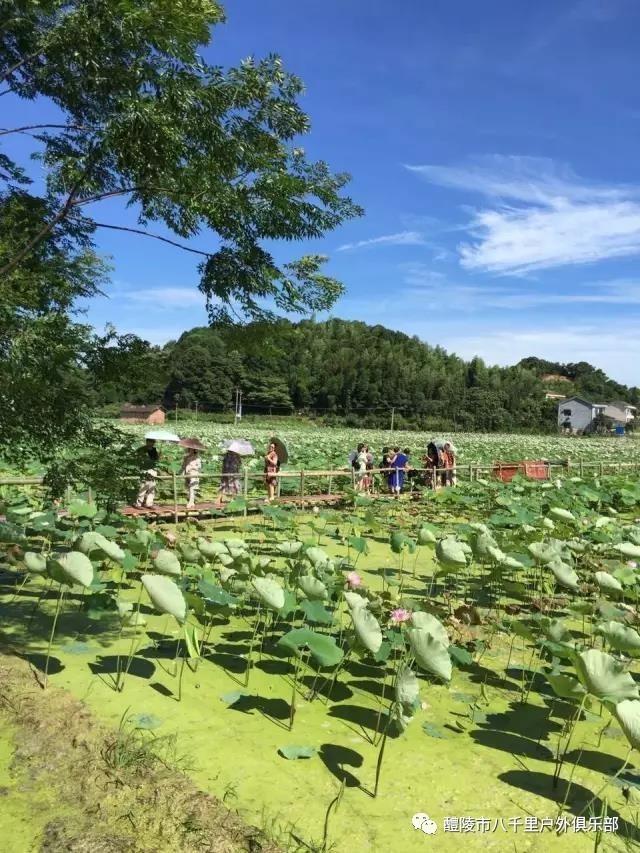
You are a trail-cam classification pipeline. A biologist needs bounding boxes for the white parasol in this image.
[145,430,181,442]
[224,439,255,456]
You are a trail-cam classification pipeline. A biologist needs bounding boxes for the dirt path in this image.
[0,653,281,853]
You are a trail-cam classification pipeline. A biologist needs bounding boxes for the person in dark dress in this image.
[135,439,160,508]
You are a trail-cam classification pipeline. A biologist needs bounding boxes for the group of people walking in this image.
[134,436,283,509]
[352,440,456,495]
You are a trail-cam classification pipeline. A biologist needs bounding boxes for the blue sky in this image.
[7,0,640,384]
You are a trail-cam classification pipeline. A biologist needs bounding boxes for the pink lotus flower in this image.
[346,571,362,589]
[390,607,412,625]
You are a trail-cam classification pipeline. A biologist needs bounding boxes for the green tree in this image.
[1,0,361,321]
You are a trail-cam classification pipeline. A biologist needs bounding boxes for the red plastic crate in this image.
[493,461,549,482]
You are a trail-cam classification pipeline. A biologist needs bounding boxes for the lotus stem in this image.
[9,572,30,604]
[244,606,262,688]
[43,583,65,689]
[115,581,144,692]
[289,653,300,729]
[554,694,587,788]
[177,657,186,702]
[373,712,392,798]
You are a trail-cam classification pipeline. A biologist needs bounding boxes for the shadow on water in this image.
[328,703,398,741]
[499,770,640,842]
[319,743,363,788]
[89,655,156,681]
[227,694,290,729]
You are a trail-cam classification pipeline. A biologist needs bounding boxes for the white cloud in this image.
[125,287,206,308]
[407,156,640,274]
[399,263,640,311]
[337,230,425,252]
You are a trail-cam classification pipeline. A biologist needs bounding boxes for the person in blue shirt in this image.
[389,446,409,495]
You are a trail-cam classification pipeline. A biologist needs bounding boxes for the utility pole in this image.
[195,401,198,422]
[390,406,395,433]
[234,388,243,425]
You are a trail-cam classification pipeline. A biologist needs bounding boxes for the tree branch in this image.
[0,49,41,86]
[92,222,212,257]
[0,124,89,137]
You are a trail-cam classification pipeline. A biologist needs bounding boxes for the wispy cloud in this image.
[407,155,640,274]
[125,287,206,308]
[401,264,640,311]
[337,230,425,252]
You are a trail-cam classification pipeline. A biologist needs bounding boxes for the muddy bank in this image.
[0,653,279,853]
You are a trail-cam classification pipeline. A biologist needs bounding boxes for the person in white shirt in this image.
[181,448,202,508]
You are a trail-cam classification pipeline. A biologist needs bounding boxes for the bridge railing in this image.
[2,458,640,523]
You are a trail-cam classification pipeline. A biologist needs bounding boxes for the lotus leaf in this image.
[141,574,187,622]
[351,606,383,654]
[575,649,639,702]
[153,549,181,577]
[595,622,640,655]
[595,571,623,593]
[407,628,452,681]
[251,577,285,611]
[298,575,328,601]
[411,612,449,647]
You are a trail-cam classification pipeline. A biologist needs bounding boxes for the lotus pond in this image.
[4,474,640,851]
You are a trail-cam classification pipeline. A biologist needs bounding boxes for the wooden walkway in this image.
[120,493,344,521]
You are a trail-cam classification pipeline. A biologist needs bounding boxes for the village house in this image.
[119,404,166,425]
[558,397,636,434]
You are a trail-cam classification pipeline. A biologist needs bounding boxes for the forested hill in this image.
[92,319,637,432]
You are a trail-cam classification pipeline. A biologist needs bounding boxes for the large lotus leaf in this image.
[76,532,105,555]
[501,554,525,569]
[298,574,328,601]
[546,671,587,701]
[98,538,125,564]
[351,607,383,654]
[218,553,235,567]
[153,549,181,577]
[566,540,587,554]
[276,541,303,556]
[251,577,285,611]
[575,649,639,702]
[471,530,499,560]
[228,546,249,560]
[595,621,640,655]
[300,599,333,625]
[487,545,507,564]
[417,526,437,545]
[542,518,555,531]
[528,541,562,565]
[615,699,640,750]
[177,543,201,564]
[198,580,238,609]
[141,574,187,622]
[394,666,420,732]
[614,543,640,559]
[224,538,247,550]
[197,539,228,559]
[277,627,343,667]
[549,558,579,591]
[390,532,414,554]
[278,745,317,760]
[435,537,467,569]
[348,536,369,555]
[595,571,623,593]
[305,547,329,566]
[594,516,614,529]
[407,629,452,682]
[344,590,368,610]
[24,551,47,574]
[411,612,449,647]
[51,551,94,587]
[549,507,575,523]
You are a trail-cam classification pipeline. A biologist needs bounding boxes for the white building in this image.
[558,397,636,434]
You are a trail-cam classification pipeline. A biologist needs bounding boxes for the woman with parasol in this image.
[179,438,205,508]
[215,439,254,506]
